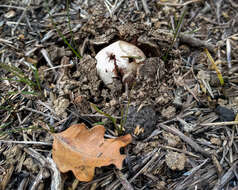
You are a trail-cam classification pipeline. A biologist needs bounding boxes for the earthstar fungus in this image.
[95,40,146,86]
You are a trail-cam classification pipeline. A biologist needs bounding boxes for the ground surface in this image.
[1,0,238,189]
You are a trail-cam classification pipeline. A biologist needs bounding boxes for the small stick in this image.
[30,168,45,190]
[0,38,13,44]
[159,124,211,157]
[213,161,238,189]
[158,145,200,158]
[0,140,52,146]
[200,121,238,126]
[0,164,14,190]
[175,158,209,190]
[229,0,238,7]
[43,63,74,71]
[129,149,160,183]
[40,49,57,74]
[157,0,202,7]
[18,177,29,190]
[114,170,134,190]
[211,154,223,176]
[226,38,232,69]
[141,0,151,15]
[215,0,223,24]
[22,106,59,121]
[0,5,26,10]
[104,0,124,18]
[46,157,63,190]
[24,147,62,190]
[12,0,32,35]
[179,33,216,52]
[41,30,55,43]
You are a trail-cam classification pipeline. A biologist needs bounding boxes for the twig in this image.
[43,63,74,71]
[0,140,52,146]
[129,149,160,183]
[141,0,150,15]
[229,0,238,7]
[12,0,32,36]
[200,120,238,126]
[23,147,47,165]
[36,100,56,114]
[47,157,63,190]
[114,170,134,190]
[157,0,202,7]
[200,77,214,98]
[40,49,57,74]
[143,129,163,142]
[22,106,60,121]
[174,75,200,102]
[158,145,200,158]
[212,161,238,190]
[30,168,44,190]
[0,38,14,44]
[0,164,14,190]
[215,0,223,24]
[104,0,125,18]
[179,33,216,52]
[226,38,232,69]
[41,30,55,43]
[211,154,222,177]
[0,5,26,10]
[175,158,209,190]
[80,37,88,56]
[18,176,29,190]
[23,147,62,190]
[159,124,211,157]
[17,112,27,141]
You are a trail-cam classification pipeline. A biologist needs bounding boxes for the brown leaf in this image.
[52,123,132,182]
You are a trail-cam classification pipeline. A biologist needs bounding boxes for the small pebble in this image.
[166,151,186,171]
[163,132,181,147]
[215,105,235,122]
[4,10,16,18]
[210,137,222,146]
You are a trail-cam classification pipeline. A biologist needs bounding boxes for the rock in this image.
[215,105,235,122]
[163,132,181,147]
[53,97,70,118]
[23,158,39,174]
[165,151,186,171]
[161,106,176,119]
[210,137,222,146]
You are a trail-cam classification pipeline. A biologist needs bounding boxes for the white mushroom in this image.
[95,40,146,86]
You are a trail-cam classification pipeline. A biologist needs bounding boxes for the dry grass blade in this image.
[204,48,224,86]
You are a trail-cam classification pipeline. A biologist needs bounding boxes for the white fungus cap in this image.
[95,40,146,86]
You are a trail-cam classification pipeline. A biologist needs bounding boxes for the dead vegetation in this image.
[0,0,238,189]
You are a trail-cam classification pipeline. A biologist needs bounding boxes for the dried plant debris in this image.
[1,0,238,189]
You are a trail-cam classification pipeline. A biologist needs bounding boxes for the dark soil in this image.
[1,0,238,189]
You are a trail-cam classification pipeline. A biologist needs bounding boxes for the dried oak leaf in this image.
[52,123,132,182]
